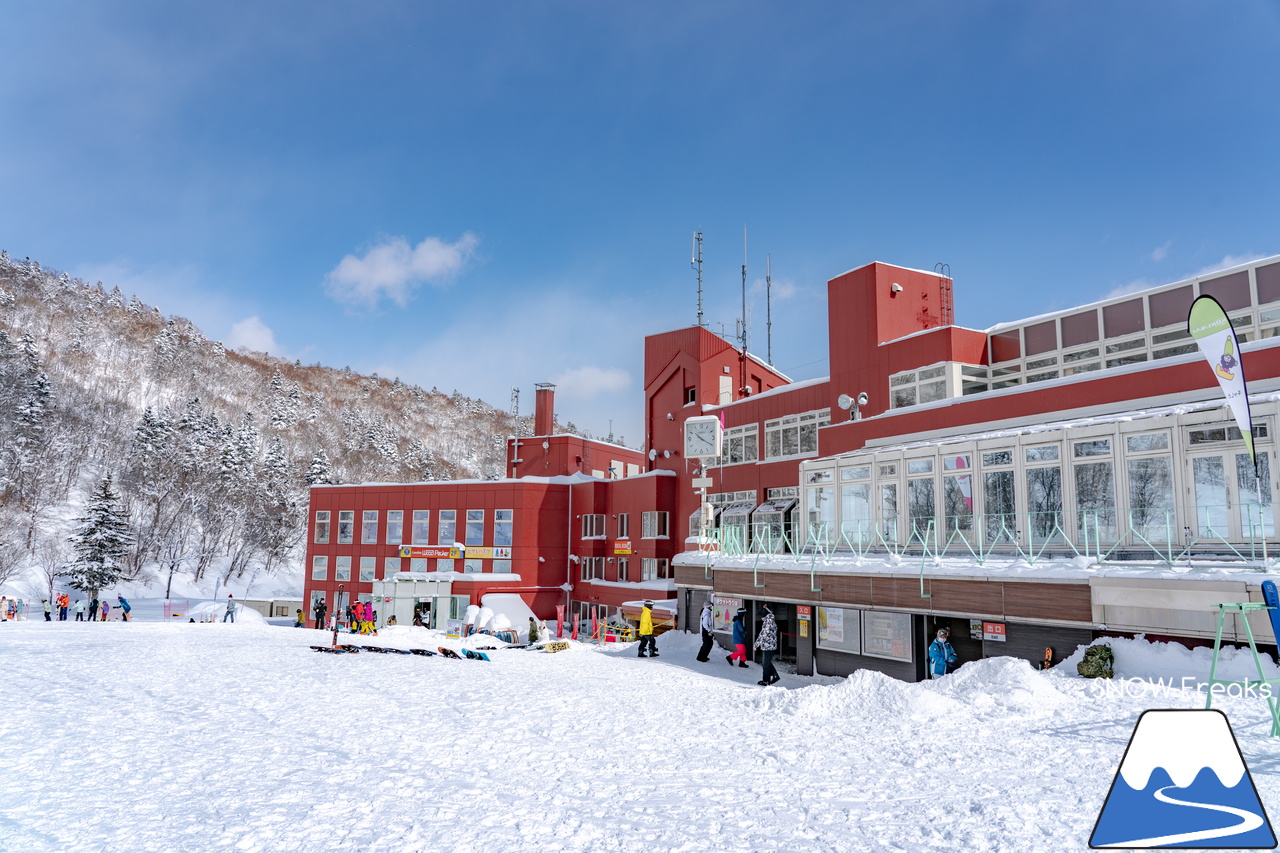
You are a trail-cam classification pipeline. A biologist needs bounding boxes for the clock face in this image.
[684,419,721,458]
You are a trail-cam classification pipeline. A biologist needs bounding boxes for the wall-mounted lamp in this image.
[667,413,673,420]
[891,282,904,294]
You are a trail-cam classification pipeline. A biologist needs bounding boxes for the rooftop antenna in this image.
[692,230,705,327]
[766,253,773,366]
[509,386,521,477]
[739,227,748,352]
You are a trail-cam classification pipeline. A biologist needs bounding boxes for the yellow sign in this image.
[399,546,460,559]
[462,546,512,559]
[544,640,570,653]
[613,540,632,555]
[799,621,809,638]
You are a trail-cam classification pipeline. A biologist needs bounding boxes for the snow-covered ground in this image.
[5,617,1280,852]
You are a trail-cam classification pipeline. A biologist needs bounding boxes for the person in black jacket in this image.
[695,600,715,662]
[313,599,328,630]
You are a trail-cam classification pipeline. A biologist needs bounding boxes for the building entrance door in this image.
[1189,450,1274,541]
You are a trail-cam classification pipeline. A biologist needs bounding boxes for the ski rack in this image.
[1205,601,1280,736]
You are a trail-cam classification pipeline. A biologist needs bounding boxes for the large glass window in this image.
[412,510,431,545]
[1075,460,1116,541]
[495,509,513,547]
[806,485,835,544]
[840,481,872,543]
[1127,456,1174,540]
[907,474,935,543]
[1026,446,1063,543]
[465,510,484,546]
[765,409,830,458]
[438,510,456,545]
[337,511,354,544]
[582,514,606,539]
[384,556,401,576]
[361,510,378,545]
[311,555,328,580]
[617,513,630,539]
[880,483,899,544]
[359,556,376,582]
[941,455,973,535]
[336,556,351,582]
[385,510,403,546]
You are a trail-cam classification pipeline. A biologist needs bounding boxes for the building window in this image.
[642,511,669,539]
[412,510,431,545]
[311,555,328,581]
[617,557,629,582]
[384,557,401,576]
[640,558,669,580]
[464,558,483,573]
[438,510,456,545]
[386,510,403,546]
[816,606,861,654]
[495,509,513,547]
[1026,446,1064,543]
[435,558,452,572]
[493,560,512,573]
[359,556,376,582]
[617,513,630,539]
[580,557,604,581]
[336,556,351,582]
[712,424,759,465]
[314,511,330,544]
[765,409,830,458]
[582,514,606,539]
[465,510,484,545]
[361,510,378,545]
[337,511,354,544]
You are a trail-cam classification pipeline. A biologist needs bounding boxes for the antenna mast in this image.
[766,253,773,366]
[691,230,705,327]
[740,227,748,352]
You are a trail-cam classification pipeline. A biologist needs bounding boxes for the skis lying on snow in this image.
[311,645,359,654]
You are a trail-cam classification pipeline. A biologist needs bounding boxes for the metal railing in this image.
[699,502,1278,574]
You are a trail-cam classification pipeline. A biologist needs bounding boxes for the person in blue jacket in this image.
[726,608,749,668]
[116,595,132,622]
[928,627,956,679]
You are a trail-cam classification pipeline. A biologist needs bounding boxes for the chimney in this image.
[534,383,556,436]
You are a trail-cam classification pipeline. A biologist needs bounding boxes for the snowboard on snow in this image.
[437,647,464,659]
[1262,580,1280,644]
[409,648,437,656]
[311,645,358,654]
[461,649,490,661]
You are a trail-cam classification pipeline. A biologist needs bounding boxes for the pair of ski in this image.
[311,644,363,654]
[415,646,489,660]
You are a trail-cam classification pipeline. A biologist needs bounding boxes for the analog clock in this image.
[684,415,722,459]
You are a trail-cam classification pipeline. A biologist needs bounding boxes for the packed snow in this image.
[5,614,1280,852]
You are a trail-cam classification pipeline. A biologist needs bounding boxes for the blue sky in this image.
[3,2,1278,444]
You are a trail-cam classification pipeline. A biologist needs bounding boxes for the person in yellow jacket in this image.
[637,600,658,658]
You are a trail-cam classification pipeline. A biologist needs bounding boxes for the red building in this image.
[305,253,1280,681]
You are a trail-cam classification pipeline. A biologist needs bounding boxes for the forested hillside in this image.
[0,252,549,598]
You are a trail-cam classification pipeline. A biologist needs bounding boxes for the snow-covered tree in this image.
[64,476,135,598]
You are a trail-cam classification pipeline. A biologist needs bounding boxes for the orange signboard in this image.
[613,540,632,555]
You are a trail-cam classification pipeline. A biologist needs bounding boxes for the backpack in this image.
[1077,644,1114,679]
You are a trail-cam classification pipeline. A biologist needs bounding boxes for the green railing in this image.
[702,502,1279,572]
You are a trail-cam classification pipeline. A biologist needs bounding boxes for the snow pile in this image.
[1055,634,1280,689]
[935,655,1071,713]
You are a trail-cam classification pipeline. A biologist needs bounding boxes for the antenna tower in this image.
[740,227,748,352]
[766,253,773,365]
[691,230,705,327]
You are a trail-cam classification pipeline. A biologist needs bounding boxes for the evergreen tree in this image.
[64,475,134,597]
[305,450,336,486]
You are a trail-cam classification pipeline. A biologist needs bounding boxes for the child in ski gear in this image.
[696,600,715,662]
[74,599,86,621]
[637,601,657,657]
[755,603,780,685]
[223,595,236,623]
[43,599,52,621]
[100,601,110,621]
[727,608,749,667]
[294,609,305,628]
[928,628,956,679]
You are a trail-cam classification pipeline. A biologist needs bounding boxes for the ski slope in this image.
[3,618,1280,852]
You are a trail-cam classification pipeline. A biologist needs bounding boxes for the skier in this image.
[58,593,69,621]
[928,627,956,679]
[727,607,752,666]
[755,603,780,686]
[74,599,86,621]
[294,608,305,628]
[637,600,658,657]
[223,594,236,623]
[100,601,110,621]
[695,599,714,662]
[313,599,327,630]
[42,598,52,621]
[116,596,131,622]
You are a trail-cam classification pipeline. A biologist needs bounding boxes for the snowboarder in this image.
[637,600,658,657]
[116,596,131,622]
[313,599,327,630]
[223,594,236,623]
[755,603,780,686]
[695,599,715,662]
[726,608,749,668]
[928,627,956,679]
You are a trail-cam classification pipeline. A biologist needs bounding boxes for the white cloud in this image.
[1150,241,1172,262]
[550,366,632,400]
[324,233,479,310]
[227,315,280,355]
[1195,254,1267,278]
